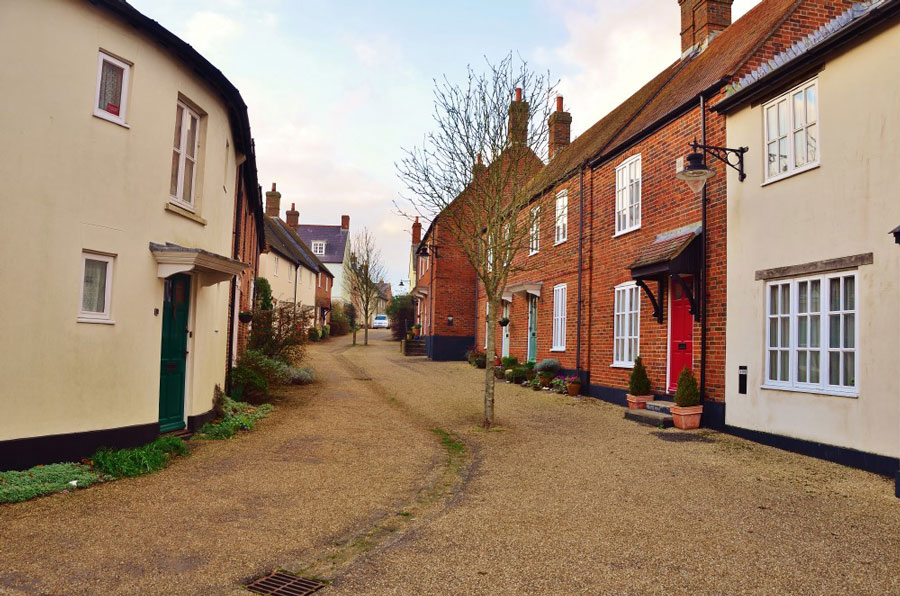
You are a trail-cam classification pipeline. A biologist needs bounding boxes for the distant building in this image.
[295,215,351,304]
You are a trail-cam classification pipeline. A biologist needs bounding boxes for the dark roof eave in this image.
[713,0,900,114]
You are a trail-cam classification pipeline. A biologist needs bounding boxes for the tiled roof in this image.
[629,224,701,270]
[527,0,801,197]
[264,217,333,277]
[295,224,349,264]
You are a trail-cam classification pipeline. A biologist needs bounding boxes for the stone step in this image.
[624,408,673,428]
[646,400,676,415]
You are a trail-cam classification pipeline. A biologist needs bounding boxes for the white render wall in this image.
[724,22,900,459]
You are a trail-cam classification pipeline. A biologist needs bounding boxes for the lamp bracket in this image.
[690,140,748,182]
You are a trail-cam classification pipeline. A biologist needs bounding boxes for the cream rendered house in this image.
[0,0,263,469]
[717,0,900,487]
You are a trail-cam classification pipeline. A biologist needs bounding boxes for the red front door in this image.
[668,278,694,393]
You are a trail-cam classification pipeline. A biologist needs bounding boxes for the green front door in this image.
[159,274,190,432]
[527,295,538,362]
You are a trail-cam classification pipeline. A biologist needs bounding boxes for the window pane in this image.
[798,351,807,382]
[810,280,820,311]
[769,285,778,315]
[769,351,778,381]
[829,352,840,384]
[82,259,108,313]
[843,353,855,387]
[794,131,806,167]
[98,60,124,114]
[778,138,788,173]
[780,285,790,314]
[810,352,820,384]
[798,317,807,347]
[793,92,804,127]
[843,276,855,310]
[806,86,817,122]
[778,99,788,135]
[769,318,778,348]
[807,124,817,163]
[798,282,808,313]
[170,151,180,196]
[810,315,820,347]
[766,106,777,140]
[173,105,184,148]
[767,142,778,177]
[830,278,841,311]
[186,116,198,158]
[182,158,194,204]
[829,314,840,348]
[780,351,789,381]
[780,317,790,348]
[843,314,854,349]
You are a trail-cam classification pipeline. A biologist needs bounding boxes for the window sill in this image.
[760,383,858,399]
[165,202,207,225]
[529,251,539,257]
[612,226,640,239]
[554,239,567,246]
[550,347,565,352]
[761,163,820,186]
[92,110,129,128]
[77,317,115,325]
[611,362,634,369]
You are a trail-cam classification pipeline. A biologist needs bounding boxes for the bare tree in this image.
[344,228,387,346]
[397,53,556,428]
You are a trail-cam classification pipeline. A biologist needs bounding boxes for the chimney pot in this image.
[265,182,282,218]
[556,96,564,112]
[272,183,276,191]
[412,216,422,244]
[515,87,522,102]
[341,215,350,230]
[508,91,529,146]
[285,202,299,228]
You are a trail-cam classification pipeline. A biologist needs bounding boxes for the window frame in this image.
[78,252,115,323]
[529,206,540,255]
[763,272,858,397]
[551,283,567,351]
[170,100,201,210]
[312,241,326,255]
[614,154,641,236]
[273,255,279,276]
[554,190,568,245]
[613,282,640,367]
[93,51,131,127]
[762,78,819,184]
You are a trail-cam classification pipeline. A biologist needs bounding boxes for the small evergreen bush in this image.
[674,367,700,407]
[535,359,560,377]
[500,356,519,369]
[629,356,652,396]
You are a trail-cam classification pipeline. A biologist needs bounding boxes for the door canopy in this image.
[628,224,702,324]
[502,281,542,303]
[150,242,248,286]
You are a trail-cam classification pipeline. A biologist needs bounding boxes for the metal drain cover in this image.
[245,571,325,595]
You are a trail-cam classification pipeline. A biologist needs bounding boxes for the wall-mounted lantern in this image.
[676,138,748,193]
[447,315,454,326]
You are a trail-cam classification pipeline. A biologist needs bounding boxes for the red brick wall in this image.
[231,175,261,362]
[417,221,477,343]
[316,273,332,327]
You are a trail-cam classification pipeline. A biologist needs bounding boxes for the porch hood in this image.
[149,242,248,285]
[502,281,542,302]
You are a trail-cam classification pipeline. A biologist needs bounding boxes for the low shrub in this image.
[535,358,560,377]
[198,396,274,440]
[284,365,315,385]
[91,436,188,478]
[629,356,652,396]
[0,463,105,504]
[674,367,700,407]
[551,376,567,393]
[322,324,331,339]
[229,365,268,401]
[308,327,321,342]
[523,361,535,371]
[500,356,519,369]
[329,301,351,336]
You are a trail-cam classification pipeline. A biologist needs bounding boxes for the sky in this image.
[130,0,759,296]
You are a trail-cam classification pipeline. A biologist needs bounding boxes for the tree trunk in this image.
[363,303,370,345]
[483,298,499,428]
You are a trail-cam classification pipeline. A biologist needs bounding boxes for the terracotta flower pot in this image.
[670,404,703,429]
[626,394,653,410]
[566,382,582,396]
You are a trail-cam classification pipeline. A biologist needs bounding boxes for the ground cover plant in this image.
[91,436,188,478]
[0,463,106,503]
[198,396,274,440]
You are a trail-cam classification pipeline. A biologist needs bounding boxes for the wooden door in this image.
[159,274,190,432]
[527,295,537,362]
[668,278,694,393]
[501,302,510,357]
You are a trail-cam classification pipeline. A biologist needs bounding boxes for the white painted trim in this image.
[170,101,201,210]
[93,51,130,126]
[78,251,115,322]
[762,78,820,183]
[614,154,641,235]
[554,189,568,245]
[665,279,672,392]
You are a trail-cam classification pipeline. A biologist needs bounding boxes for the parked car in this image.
[372,314,389,329]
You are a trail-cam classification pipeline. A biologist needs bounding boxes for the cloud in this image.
[183,11,242,55]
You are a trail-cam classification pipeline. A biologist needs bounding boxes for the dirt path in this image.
[0,332,440,595]
[327,335,900,595]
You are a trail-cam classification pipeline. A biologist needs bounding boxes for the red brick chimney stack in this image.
[548,95,572,160]
[265,182,281,217]
[508,87,529,146]
[412,216,422,244]
[341,215,350,230]
[285,202,299,227]
[472,152,487,180]
[679,0,733,53]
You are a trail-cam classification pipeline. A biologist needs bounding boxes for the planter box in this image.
[566,383,582,396]
[670,404,703,429]
[626,394,653,409]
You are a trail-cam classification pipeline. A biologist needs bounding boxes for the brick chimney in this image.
[285,202,299,228]
[341,215,350,230]
[412,216,421,244]
[472,152,487,180]
[508,87,529,146]
[548,96,571,160]
[679,0,733,53]
[265,182,281,217]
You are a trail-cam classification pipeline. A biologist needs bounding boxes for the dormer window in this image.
[312,241,326,255]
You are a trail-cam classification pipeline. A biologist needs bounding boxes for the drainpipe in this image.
[699,95,708,412]
[575,161,586,382]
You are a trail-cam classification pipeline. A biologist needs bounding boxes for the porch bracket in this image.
[690,139,748,182]
[671,274,699,318]
[635,278,663,324]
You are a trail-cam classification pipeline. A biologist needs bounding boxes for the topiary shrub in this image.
[535,358,560,377]
[629,356,652,396]
[500,356,519,369]
[674,367,700,407]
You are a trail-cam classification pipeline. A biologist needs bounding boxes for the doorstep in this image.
[645,400,676,415]
[624,408,673,428]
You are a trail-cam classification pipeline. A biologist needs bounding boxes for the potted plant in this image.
[535,359,560,387]
[564,375,582,396]
[530,377,542,391]
[238,310,253,324]
[498,317,510,327]
[626,356,653,409]
[500,356,518,370]
[406,331,414,340]
[550,376,567,394]
[524,361,536,381]
[671,367,703,429]
[411,323,421,337]
[474,352,487,369]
